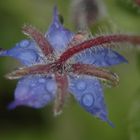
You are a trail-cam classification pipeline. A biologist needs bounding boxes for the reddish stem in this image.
[5,61,65,79]
[22,25,54,58]
[71,63,119,86]
[58,34,140,63]
[5,63,55,79]
[53,73,68,115]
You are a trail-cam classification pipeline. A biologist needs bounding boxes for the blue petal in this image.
[0,40,43,66]
[69,75,113,126]
[75,48,127,67]
[8,75,57,109]
[45,6,74,53]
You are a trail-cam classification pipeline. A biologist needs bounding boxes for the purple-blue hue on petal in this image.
[0,40,43,66]
[8,75,57,109]
[75,48,127,67]
[68,75,113,125]
[45,6,74,53]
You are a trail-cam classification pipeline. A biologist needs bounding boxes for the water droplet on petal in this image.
[15,86,30,100]
[20,40,30,47]
[31,83,36,87]
[18,50,38,64]
[46,80,56,93]
[76,80,87,91]
[82,93,94,107]
[38,78,46,83]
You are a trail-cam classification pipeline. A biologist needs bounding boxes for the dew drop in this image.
[15,86,29,100]
[20,40,30,47]
[38,78,46,83]
[18,50,38,63]
[46,80,56,93]
[31,83,36,87]
[82,93,94,107]
[76,80,87,91]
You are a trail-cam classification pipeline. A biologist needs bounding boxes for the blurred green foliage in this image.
[0,0,140,140]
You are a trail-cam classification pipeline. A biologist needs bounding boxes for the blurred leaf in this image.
[117,0,140,15]
[136,53,140,73]
[128,89,140,140]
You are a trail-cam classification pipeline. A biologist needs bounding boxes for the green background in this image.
[0,0,140,140]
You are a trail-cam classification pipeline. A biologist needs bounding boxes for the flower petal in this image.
[69,75,113,126]
[75,48,127,67]
[8,75,57,109]
[0,40,44,66]
[45,6,74,53]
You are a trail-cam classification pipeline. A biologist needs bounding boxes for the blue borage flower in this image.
[0,6,130,127]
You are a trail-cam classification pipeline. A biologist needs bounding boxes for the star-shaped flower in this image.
[1,6,140,126]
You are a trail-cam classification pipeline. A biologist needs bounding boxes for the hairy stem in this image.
[71,63,119,86]
[59,34,140,63]
[5,64,55,79]
[22,25,53,59]
[5,60,64,80]
[53,73,68,116]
